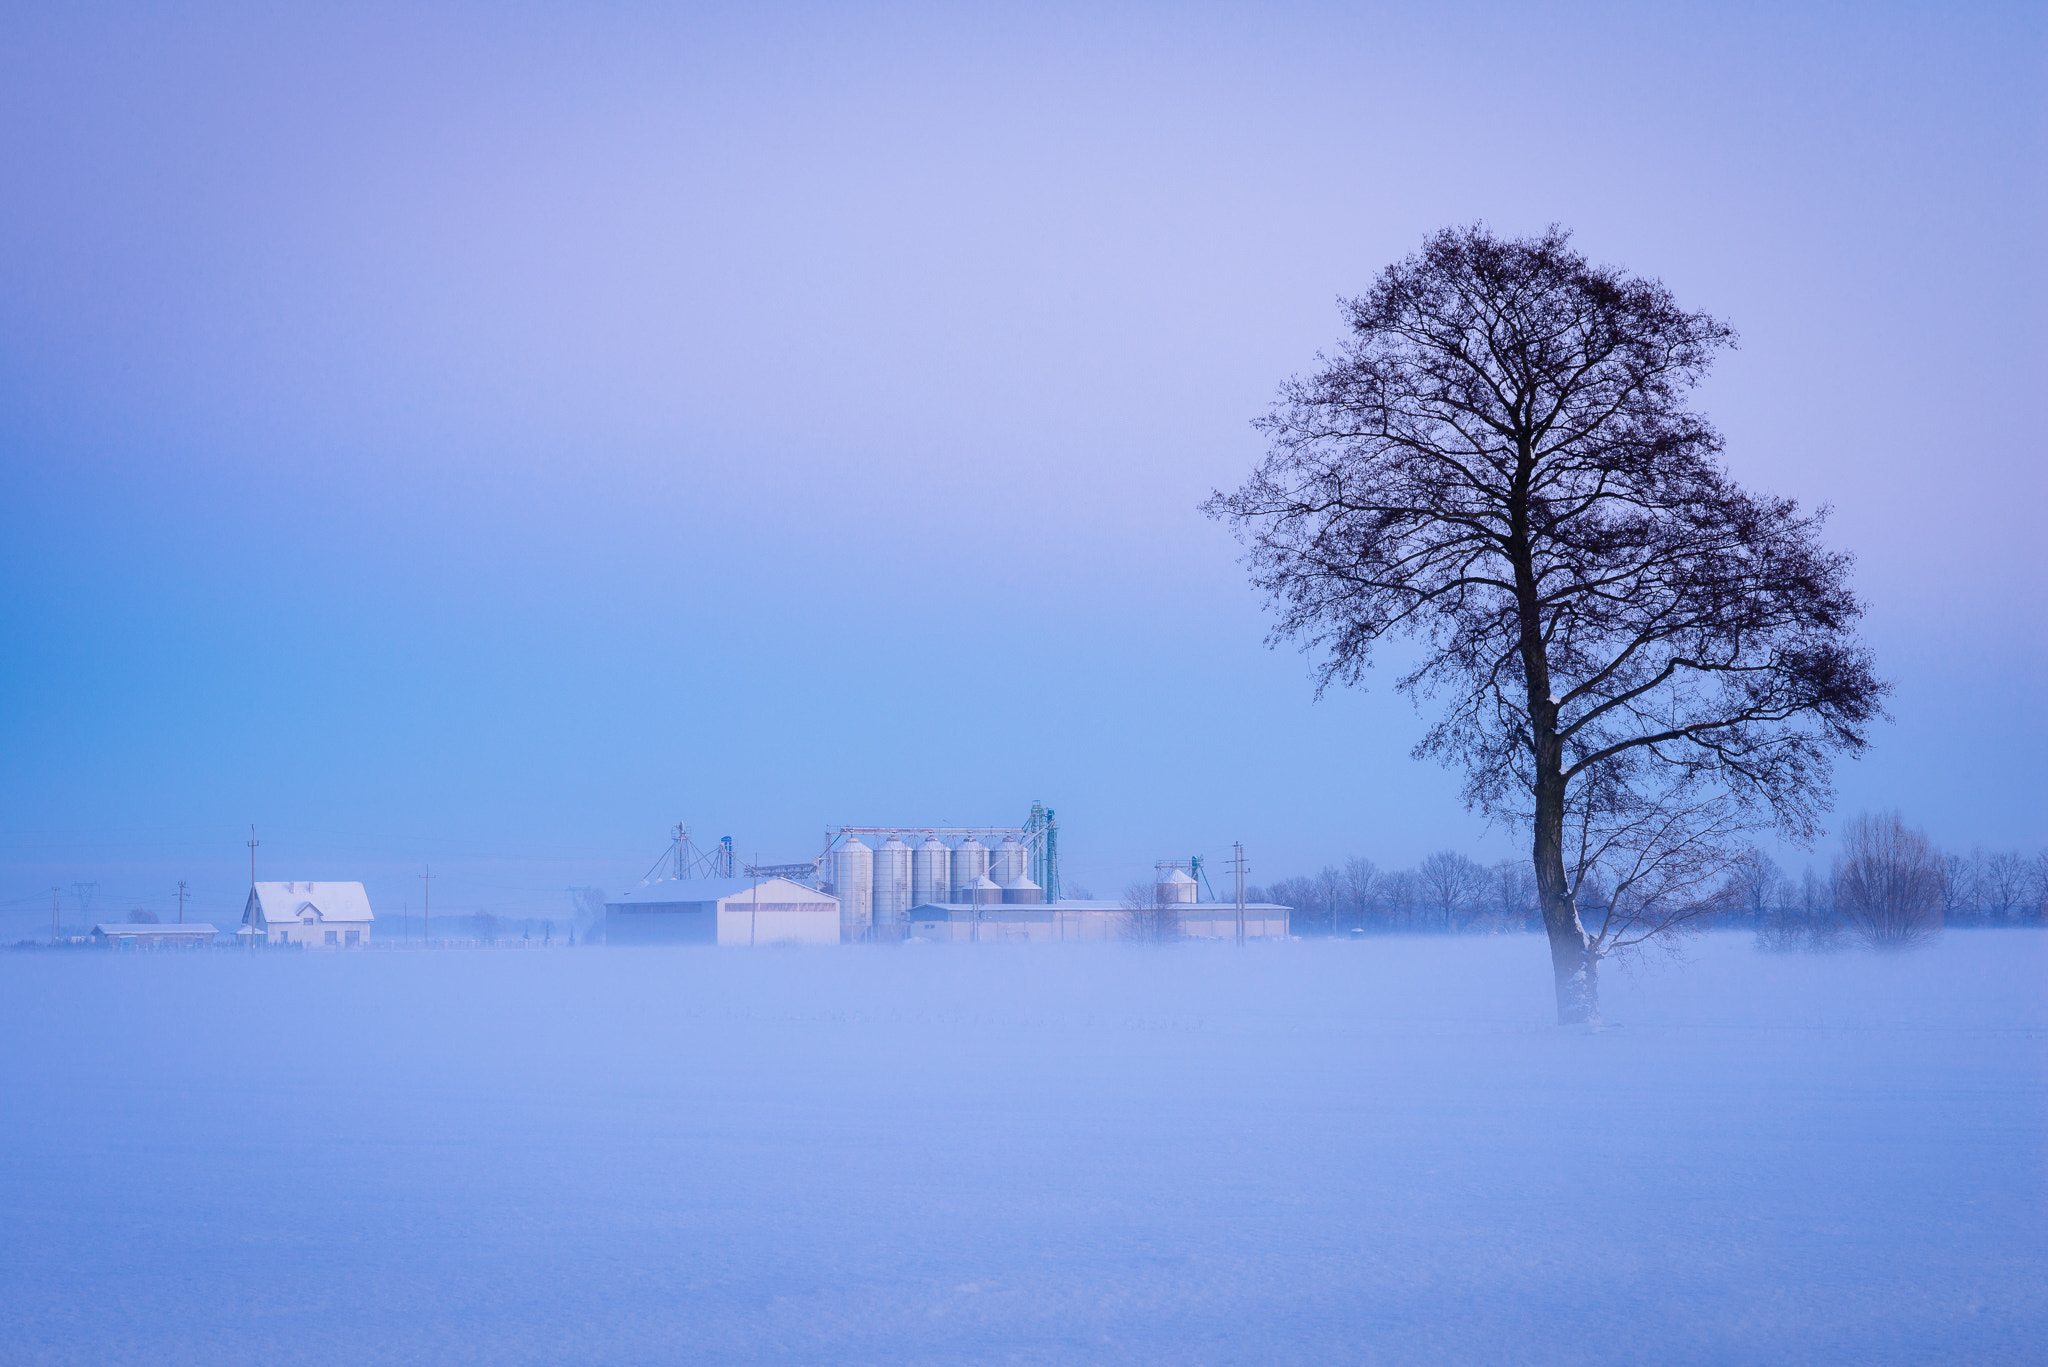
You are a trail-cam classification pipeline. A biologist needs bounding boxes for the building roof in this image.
[93,923,218,936]
[244,882,375,926]
[607,877,837,908]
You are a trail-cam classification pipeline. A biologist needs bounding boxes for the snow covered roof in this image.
[244,882,374,926]
[93,923,218,937]
[608,877,837,908]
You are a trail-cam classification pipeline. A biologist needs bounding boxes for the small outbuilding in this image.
[92,922,218,948]
[605,877,840,946]
[241,881,374,947]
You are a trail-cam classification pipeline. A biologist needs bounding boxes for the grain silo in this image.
[913,836,951,908]
[951,836,989,900]
[999,872,1043,905]
[990,835,1028,887]
[873,836,912,924]
[832,836,873,935]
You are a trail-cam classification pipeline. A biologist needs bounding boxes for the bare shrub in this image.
[1119,881,1182,944]
[1834,812,1943,949]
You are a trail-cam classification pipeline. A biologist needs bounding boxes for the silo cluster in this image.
[826,828,1045,933]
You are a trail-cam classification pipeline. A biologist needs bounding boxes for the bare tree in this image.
[1343,857,1380,929]
[1207,224,1886,1022]
[1979,851,2029,925]
[125,908,159,924]
[1266,874,1325,935]
[1725,848,1786,926]
[1314,865,1349,935]
[1417,851,1488,932]
[568,886,606,944]
[1488,859,1539,932]
[1940,851,1982,925]
[1119,881,1182,944]
[1834,812,1943,949]
[1377,870,1421,932]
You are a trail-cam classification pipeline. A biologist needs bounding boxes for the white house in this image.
[240,881,374,947]
[605,877,840,946]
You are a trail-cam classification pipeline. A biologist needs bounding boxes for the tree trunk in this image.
[1512,443,1599,1026]
[1533,771,1599,1025]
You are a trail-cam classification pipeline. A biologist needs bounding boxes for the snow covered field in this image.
[2,932,2041,1365]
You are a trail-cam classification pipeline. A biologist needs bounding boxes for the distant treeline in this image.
[1252,840,2048,939]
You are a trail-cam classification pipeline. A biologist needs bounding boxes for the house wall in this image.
[265,922,369,947]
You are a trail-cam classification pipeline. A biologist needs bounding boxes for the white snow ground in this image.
[1,932,2040,1366]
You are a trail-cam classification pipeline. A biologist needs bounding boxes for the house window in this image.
[345,929,360,946]
[277,931,289,945]
[324,930,338,946]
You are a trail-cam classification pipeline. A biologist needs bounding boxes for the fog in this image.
[5,933,2040,1364]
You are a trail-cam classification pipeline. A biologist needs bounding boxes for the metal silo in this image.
[991,835,1027,886]
[952,837,989,899]
[874,836,912,924]
[832,836,873,935]
[913,836,952,907]
[999,873,1043,905]
[1156,867,1198,904]
[966,874,1003,905]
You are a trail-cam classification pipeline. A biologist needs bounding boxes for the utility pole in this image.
[175,880,189,924]
[246,826,260,949]
[421,865,432,946]
[51,887,60,943]
[1232,842,1247,949]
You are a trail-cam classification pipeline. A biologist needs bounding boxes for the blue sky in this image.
[2,1,2041,930]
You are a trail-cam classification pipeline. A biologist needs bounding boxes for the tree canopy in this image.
[1208,224,1887,1021]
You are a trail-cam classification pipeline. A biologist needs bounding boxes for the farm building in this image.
[91,922,219,948]
[239,881,374,947]
[903,900,1292,944]
[605,877,839,947]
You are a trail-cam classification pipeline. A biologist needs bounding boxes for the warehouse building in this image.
[605,877,839,946]
[903,863,1290,943]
